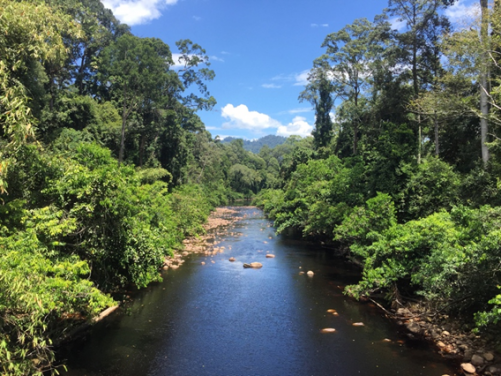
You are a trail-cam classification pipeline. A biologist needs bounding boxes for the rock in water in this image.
[266,254,275,258]
[321,328,336,333]
[229,257,235,262]
[307,271,314,277]
[483,352,494,361]
[352,322,365,327]
[461,363,476,374]
[471,354,484,366]
[243,262,263,269]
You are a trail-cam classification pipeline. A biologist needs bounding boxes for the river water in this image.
[62,206,455,376]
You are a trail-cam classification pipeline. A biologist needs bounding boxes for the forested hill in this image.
[221,135,287,153]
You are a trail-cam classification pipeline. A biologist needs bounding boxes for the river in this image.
[61,206,455,376]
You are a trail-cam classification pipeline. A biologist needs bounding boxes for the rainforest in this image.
[2,0,501,374]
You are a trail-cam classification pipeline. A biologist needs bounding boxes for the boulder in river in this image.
[307,271,314,277]
[229,257,236,262]
[243,262,263,269]
[266,254,275,258]
[352,322,365,327]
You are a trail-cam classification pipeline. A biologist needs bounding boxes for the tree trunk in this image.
[119,83,127,166]
[418,115,422,164]
[480,0,490,166]
[434,113,439,156]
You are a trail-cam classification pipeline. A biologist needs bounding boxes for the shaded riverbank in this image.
[61,207,456,376]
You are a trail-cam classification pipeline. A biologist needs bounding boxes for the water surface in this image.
[62,207,455,376]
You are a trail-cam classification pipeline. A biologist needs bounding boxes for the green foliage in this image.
[334,193,397,252]
[0,141,216,373]
[400,157,461,220]
[269,156,364,237]
[342,204,501,328]
[0,206,114,375]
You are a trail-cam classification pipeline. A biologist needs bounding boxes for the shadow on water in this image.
[61,207,456,376]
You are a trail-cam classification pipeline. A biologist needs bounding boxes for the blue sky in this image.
[102,0,477,140]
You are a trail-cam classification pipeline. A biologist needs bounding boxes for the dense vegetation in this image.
[255,0,501,339]
[5,0,501,373]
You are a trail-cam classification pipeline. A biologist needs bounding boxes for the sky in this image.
[101,0,478,140]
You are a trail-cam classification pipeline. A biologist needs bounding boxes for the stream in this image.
[61,206,456,376]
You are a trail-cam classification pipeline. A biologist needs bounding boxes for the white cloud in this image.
[389,17,406,31]
[277,116,313,138]
[171,53,187,69]
[221,104,282,130]
[288,107,312,114]
[193,15,201,21]
[210,55,225,62]
[270,70,311,87]
[101,0,178,25]
[293,70,310,86]
[445,0,478,24]
[221,51,231,55]
[262,83,282,89]
[311,23,328,28]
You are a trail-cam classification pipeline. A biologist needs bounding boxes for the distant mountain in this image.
[222,135,287,154]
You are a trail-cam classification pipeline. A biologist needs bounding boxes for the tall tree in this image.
[387,0,449,162]
[300,68,334,149]
[314,17,389,155]
[98,35,172,165]
[480,0,490,165]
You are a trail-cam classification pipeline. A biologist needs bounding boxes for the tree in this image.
[0,0,80,193]
[98,35,172,165]
[480,0,490,165]
[387,0,450,162]
[300,68,334,149]
[314,17,389,155]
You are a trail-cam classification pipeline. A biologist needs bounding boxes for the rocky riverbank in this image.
[388,303,501,376]
[162,207,244,270]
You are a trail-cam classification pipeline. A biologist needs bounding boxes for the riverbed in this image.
[61,206,455,376]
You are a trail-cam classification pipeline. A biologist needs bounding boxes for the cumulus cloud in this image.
[262,83,282,89]
[221,104,282,130]
[445,0,478,24]
[311,23,329,28]
[277,116,313,138]
[101,0,178,25]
